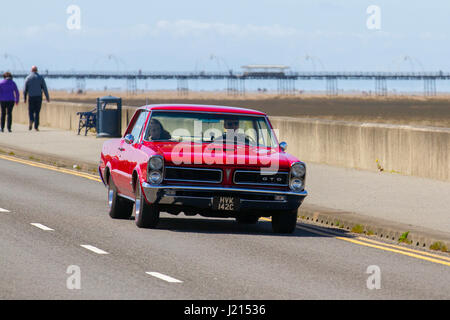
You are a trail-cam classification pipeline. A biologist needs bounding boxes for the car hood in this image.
[143,141,293,170]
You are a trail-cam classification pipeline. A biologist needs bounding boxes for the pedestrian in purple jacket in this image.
[0,72,20,132]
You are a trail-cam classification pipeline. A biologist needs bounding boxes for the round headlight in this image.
[289,178,303,191]
[149,156,163,170]
[148,170,163,184]
[291,163,306,177]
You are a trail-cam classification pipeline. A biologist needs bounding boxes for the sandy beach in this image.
[51,90,450,128]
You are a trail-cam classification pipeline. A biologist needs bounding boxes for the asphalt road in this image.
[0,158,449,300]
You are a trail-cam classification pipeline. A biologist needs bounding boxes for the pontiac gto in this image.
[99,104,307,233]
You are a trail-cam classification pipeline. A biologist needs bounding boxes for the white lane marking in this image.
[0,208,10,212]
[146,272,183,283]
[30,223,54,231]
[80,245,109,255]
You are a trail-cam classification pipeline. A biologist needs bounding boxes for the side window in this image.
[129,111,148,142]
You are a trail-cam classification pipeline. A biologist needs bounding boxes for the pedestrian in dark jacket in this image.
[24,66,50,131]
[0,72,20,132]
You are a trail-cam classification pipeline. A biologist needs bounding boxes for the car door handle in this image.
[118,147,125,151]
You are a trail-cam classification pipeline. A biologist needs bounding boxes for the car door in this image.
[111,137,129,195]
[118,110,150,197]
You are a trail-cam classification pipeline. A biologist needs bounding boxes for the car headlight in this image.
[289,178,303,191]
[148,170,163,184]
[147,155,164,184]
[149,156,164,170]
[291,162,306,177]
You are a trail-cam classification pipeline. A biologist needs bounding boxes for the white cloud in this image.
[0,18,405,42]
[23,23,63,37]
[119,20,407,41]
[130,19,299,38]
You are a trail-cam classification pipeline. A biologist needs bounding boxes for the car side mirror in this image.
[124,134,135,144]
[279,141,287,151]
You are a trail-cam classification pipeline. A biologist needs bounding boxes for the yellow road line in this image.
[356,237,450,262]
[262,217,450,267]
[0,154,102,182]
[287,219,450,262]
[336,236,450,267]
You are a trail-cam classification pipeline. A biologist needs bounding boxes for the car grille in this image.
[233,170,289,186]
[164,167,222,183]
[172,190,284,201]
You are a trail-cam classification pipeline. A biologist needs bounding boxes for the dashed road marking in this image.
[80,245,109,255]
[146,272,183,283]
[30,223,54,231]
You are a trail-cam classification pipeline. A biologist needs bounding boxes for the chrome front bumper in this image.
[141,182,307,212]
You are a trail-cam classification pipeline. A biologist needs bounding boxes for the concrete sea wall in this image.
[11,101,450,181]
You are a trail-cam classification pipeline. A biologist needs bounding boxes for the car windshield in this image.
[144,111,278,148]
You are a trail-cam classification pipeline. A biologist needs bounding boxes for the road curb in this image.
[297,204,450,254]
[0,143,98,175]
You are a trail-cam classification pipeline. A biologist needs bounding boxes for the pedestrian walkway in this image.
[1,122,449,235]
[0,123,106,165]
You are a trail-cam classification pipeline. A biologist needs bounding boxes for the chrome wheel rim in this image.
[135,188,141,218]
[108,188,114,207]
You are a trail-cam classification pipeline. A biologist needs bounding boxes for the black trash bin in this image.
[96,96,122,138]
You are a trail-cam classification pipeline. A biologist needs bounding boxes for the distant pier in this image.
[6,70,449,96]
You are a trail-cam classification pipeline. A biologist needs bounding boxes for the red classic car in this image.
[99,104,307,233]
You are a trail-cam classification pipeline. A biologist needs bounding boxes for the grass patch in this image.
[429,241,448,252]
[367,230,375,236]
[351,224,364,234]
[8,151,15,156]
[375,159,384,172]
[398,231,412,244]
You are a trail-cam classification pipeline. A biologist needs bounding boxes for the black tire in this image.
[235,215,259,224]
[271,209,298,234]
[135,182,160,228]
[108,178,133,219]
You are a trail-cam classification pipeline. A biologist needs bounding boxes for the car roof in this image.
[139,104,267,116]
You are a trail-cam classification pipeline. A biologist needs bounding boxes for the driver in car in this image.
[148,118,171,140]
[223,118,249,145]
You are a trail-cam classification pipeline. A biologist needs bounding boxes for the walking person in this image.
[24,66,50,131]
[0,72,20,132]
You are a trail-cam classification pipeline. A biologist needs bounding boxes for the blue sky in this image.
[0,0,449,72]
